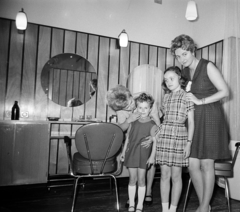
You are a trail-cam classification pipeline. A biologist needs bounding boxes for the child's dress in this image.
[124,120,156,169]
[156,89,194,167]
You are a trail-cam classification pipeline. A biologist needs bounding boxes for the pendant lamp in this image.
[185,1,198,21]
[119,29,129,47]
[16,8,28,30]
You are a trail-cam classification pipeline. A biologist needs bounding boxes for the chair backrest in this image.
[75,123,124,161]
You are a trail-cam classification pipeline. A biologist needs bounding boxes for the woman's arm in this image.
[146,125,158,165]
[117,111,141,132]
[120,125,131,162]
[186,62,229,105]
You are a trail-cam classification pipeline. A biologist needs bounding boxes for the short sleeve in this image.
[186,100,194,112]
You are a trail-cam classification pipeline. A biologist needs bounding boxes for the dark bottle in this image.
[11,101,20,120]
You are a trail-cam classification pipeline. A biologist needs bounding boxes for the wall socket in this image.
[21,111,29,118]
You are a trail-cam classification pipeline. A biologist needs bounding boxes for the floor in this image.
[1,173,240,212]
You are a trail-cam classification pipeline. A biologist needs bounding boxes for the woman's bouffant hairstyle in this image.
[170,34,197,56]
[162,66,188,92]
[135,93,154,109]
[106,85,132,111]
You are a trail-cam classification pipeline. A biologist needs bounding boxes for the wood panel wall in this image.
[0,18,223,123]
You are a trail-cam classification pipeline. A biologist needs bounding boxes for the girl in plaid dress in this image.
[156,66,194,212]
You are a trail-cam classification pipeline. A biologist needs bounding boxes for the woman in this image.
[170,34,230,212]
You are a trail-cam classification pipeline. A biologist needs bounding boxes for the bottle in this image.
[11,101,20,120]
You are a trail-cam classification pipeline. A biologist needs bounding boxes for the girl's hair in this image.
[170,34,197,56]
[106,85,132,111]
[135,93,154,109]
[162,66,188,92]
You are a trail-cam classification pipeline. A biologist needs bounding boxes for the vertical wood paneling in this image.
[35,26,51,120]
[157,47,166,71]
[97,37,109,120]
[21,23,38,119]
[196,49,202,60]
[149,46,158,67]
[216,42,223,72]
[209,44,216,64]
[61,30,76,121]
[119,46,130,86]
[166,49,174,69]
[73,32,88,119]
[47,28,64,118]
[6,24,23,111]
[107,39,120,119]
[139,44,149,65]
[87,35,99,118]
[108,39,120,89]
[51,28,64,57]
[0,19,10,119]
[129,42,140,74]
[202,47,208,60]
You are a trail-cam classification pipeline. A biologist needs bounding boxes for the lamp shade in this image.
[119,29,128,47]
[185,1,198,21]
[16,8,28,30]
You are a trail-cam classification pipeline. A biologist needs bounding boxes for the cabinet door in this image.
[0,122,49,186]
[0,123,15,185]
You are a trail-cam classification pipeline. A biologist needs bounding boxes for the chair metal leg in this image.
[111,175,120,212]
[183,178,192,212]
[223,177,231,212]
[71,177,80,212]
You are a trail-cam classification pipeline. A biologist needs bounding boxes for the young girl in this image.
[156,66,194,212]
[120,93,158,212]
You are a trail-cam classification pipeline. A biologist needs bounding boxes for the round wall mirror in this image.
[127,64,163,108]
[41,53,97,107]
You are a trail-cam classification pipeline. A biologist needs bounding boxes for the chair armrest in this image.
[64,136,74,176]
[235,142,240,148]
[232,142,240,167]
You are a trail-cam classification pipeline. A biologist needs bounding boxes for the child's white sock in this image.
[169,204,177,212]
[136,186,146,209]
[128,185,136,207]
[162,202,169,212]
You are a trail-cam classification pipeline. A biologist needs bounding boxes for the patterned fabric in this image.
[156,89,194,167]
[124,120,156,169]
[182,59,231,160]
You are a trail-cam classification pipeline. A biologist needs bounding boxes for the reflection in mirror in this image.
[127,64,163,108]
[41,53,97,107]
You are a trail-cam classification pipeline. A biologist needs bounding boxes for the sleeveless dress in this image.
[182,58,230,160]
[156,89,194,167]
[124,120,156,169]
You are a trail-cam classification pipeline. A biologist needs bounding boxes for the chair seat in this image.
[73,152,117,174]
[214,160,232,170]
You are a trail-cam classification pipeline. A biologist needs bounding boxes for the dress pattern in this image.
[156,89,194,167]
[124,120,156,169]
[182,58,230,160]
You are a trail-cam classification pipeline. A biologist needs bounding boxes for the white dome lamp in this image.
[185,1,198,21]
[16,8,28,31]
[119,29,129,47]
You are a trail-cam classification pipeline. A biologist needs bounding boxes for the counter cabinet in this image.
[0,121,49,186]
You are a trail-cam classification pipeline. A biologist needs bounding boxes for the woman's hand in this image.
[127,112,141,123]
[186,92,202,105]
[184,143,191,159]
[141,136,153,148]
